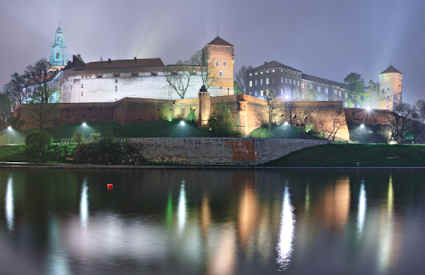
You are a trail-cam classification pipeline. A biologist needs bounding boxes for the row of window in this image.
[248,68,293,76]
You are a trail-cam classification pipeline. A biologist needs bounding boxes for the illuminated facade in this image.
[378,66,403,111]
[246,61,347,102]
[58,36,234,103]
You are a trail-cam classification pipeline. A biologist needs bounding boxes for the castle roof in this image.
[86,58,165,70]
[381,66,401,74]
[208,36,233,47]
[68,57,166,74]
[302,73,346,88]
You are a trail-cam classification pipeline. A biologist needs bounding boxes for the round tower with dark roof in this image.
[379,66,402,111]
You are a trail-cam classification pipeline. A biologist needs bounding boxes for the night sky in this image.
[1,0,424,103]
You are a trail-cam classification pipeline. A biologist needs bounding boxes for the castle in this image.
[13,27,405,142]
[50,26,402,111]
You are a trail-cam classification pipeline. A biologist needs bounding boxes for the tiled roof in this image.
[69,58,166,73]
[208,36,233,47]
[86,58,164,70]
[259,61,302,73]
[381,66,401,74]
[302,73,346,88]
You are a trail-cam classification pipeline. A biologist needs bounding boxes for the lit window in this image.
[249,73,253,76]
[266,70,269,74]
[266,78,270,85]
[249,80,253,88]
[260,90,264,96]
[280,89,284,95]
[260,71,263,75]
[281,77,284,83]
[255,72,258,75]
[260,79,263,85]
[272,69,275,73]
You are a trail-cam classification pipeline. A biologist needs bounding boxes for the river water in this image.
[0,168,424,275]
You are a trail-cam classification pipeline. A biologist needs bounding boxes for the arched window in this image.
[56,52,60,59]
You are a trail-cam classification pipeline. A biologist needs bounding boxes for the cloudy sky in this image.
[0,0,424,103]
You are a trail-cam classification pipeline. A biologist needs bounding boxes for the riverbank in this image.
[267,143,425,167]
[2,143,425,168]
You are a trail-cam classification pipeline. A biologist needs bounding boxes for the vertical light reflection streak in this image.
[177,183,186,233]
[357,182,367,235]
[277,186,295,270]
[80,181,89,228]
[5,177,14,231]
[378,175,394,273]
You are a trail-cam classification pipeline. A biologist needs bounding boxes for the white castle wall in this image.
[60,73,208,103]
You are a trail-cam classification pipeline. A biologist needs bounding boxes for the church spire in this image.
[49,25,67,69]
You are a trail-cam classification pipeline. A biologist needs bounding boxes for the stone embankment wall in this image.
[127,137,328,165]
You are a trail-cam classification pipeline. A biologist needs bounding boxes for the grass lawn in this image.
[266,143,425,167]
[0,145,28,162]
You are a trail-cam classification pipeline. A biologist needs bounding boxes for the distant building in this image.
[245,61,347,102]
[49,26,68,71]
[378,66,403,110]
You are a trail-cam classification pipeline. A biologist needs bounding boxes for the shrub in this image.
[25,130,51,160]
[73,132,83,145]
[208,105,240,137]
[73,139,145,165]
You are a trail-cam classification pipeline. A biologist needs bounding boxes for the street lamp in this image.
[360,123,365,129]
[82,122,88,128]
[179,120,186,127]
[283,121,289,127]
[7,126,12,131]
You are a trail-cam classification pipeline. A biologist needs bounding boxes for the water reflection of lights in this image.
[5,177,14,231]
[320,177,350,228]
[378,176,395,273]
[209,225,236,275]
[177,183,187,233]
[238,185,258,248]
[277,186,295,270]
[357,182,367,235]
[201,195,211,237]
[80,181,89,228]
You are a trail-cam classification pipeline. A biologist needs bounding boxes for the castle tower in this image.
[198,85,211,126]
[379,66,402,111]
[49,26,68,71]
[205,36,235,96]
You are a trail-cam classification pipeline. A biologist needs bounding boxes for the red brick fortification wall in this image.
[14,95,350,142]
[238,96,351,141]
[14,102,116,129]
[344,108,395,126]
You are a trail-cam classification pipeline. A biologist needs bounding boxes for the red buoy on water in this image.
[107,184,113,191]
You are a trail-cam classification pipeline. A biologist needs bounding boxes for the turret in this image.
[379,66,402,111]
[198,85,211,126]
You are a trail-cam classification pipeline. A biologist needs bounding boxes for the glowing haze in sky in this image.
[0,0,424,103]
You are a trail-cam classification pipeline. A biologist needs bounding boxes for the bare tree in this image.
[165,66,193,99]
[235,66,252,94]
[265,89,278,130]
[5,72,29,109]
[390,103,417,143]
[327,118,342,141]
